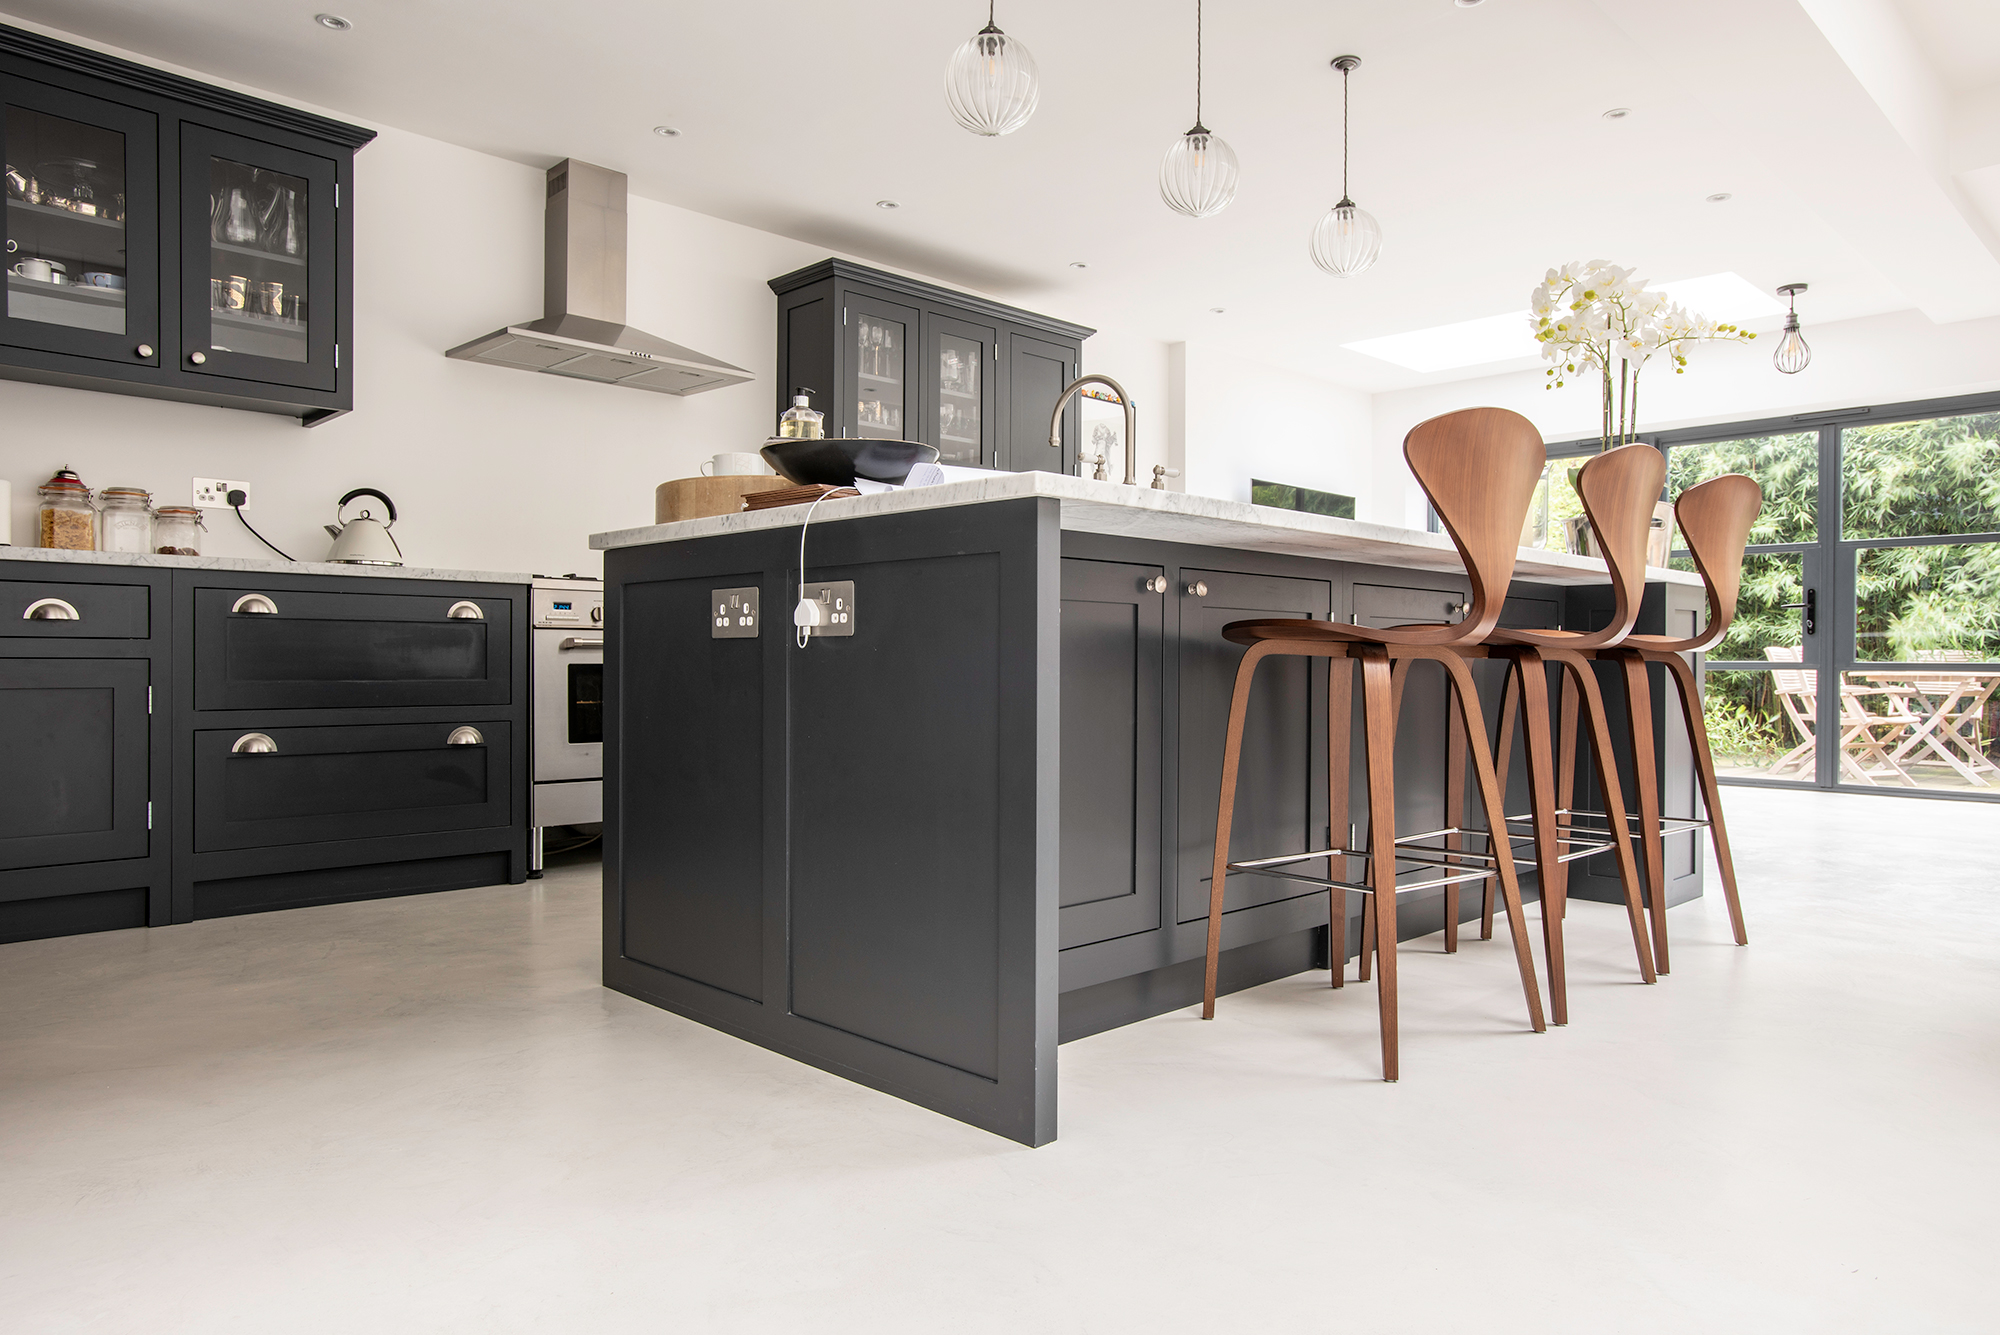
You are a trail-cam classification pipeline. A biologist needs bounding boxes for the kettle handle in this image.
[335,487,397,528]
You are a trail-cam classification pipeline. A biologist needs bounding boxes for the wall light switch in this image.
[712,586,760,638]
[798,580,856,637]
[192,477,249,508]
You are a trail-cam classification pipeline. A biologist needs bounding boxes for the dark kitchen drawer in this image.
[193,719,511,851]
[0,657,150,870]
[194,585,511,710]
[1,578,150,639]
[1352,581,1464,629]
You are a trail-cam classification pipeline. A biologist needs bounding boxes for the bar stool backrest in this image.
[1403,407,1548,643]
[1566,443,1668,649]
[1655,473,1763,654]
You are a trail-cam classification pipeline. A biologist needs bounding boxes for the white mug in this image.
[12,258,52,282]
[702,452,769,477]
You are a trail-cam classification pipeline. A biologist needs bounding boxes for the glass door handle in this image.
[1781,588,1816,635]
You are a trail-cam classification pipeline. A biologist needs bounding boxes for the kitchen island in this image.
[592,473,1707,1145]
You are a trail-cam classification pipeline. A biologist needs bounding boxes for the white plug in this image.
[793,596,825,629]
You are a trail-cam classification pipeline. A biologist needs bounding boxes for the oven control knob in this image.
[590,606,603,624]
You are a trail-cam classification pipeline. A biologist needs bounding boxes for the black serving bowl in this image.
[759,437,940,487]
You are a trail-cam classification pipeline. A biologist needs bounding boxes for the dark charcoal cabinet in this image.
[770,259,1093,476]
[0,23,372,423]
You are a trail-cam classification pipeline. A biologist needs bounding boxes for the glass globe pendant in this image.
[1160,1,1238,217]
[1309,55,1380,277]
[1773,282,1811,374]
[946,2,1039,137]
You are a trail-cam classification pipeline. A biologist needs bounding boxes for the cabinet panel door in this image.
[1001,331,1076,476]
[1353,581,1465,628]
[0,75,159,368]
[193,585,511,711]
[923,311,997,466]
[1175,569,1331,923]
[844,292,919,442]
[180,123,338,392]
[1060,558,1165,949]
[0,657,148,870]
[192,720,509,851]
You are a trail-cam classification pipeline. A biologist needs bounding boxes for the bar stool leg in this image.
[1509,648,1569,1025]
[1357,646,1401,1081]
[1615,651,1672,974]
[1660,651,1749,946]
[1328,650,1354,988]
[1443,680,1466,955]
[1204,641,1278,1020]
[1554,669,1580,918]
[1552,652,1656,984]
[1437,653,1545,1033]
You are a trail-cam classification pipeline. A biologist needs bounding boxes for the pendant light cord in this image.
[1341,62,1351,202]
[1195,0,1203,129]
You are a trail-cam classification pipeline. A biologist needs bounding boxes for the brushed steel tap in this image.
[1048,374,1137,486]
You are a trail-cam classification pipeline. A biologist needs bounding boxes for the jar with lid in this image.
[99,486,155,553]
[153,506,206,556]
[37,468,96,550]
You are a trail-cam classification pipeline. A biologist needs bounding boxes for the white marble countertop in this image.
[591,471,1701,589]
[0,545,535,585]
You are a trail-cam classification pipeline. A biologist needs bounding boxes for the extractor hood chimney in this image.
[446,159,752,395]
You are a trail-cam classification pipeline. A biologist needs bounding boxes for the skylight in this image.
[1343,273,1788,373]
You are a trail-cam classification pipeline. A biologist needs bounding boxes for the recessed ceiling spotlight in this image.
[314,13,352,30]
[1602,107,1631,120]
[1706,192,1733,203]
[1069,261,1088,269]
[1209,306,1226,313]
[1454,0,1488,7]
[875,199,900,210]
[652,125,682,137]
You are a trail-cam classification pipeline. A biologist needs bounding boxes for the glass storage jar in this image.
[152,505,205,556]
[99,486,154,553]
[37,468,96,550]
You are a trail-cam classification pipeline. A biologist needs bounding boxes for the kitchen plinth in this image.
[592,474,1709,1145]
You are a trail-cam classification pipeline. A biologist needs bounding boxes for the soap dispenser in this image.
[777,387,825,440]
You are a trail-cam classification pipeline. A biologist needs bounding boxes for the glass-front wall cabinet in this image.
[930,316,994,466]
[2,77,156,363]
[205,156,307,361]
[849,296,913,440]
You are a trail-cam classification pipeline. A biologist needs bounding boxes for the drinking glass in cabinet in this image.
[6,104,127,334]
[207,157,308,362]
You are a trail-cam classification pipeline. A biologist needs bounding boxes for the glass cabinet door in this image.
[848,295,917,441]
[927,314,996,466]
[181,124,337,392]
[1,78,158,365]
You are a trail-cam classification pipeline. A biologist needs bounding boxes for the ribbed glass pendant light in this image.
[1773,283,1812,374]
[1159,0,1238,218]
[1309,55,1381,277]
[946,2,1040,137]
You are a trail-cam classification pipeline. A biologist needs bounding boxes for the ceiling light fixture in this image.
[314,13,352,30]
[1209,306,1226,313]
[653,125,682,138]
[946,2,1039,136]
[1454,0,1488,7]
[1706,192,1732,203]
[1068,261,1088,268]
[1773,283,1811,374]
[876,199,901,210]
[1602,107,1631,120]
[1310,55,1380,278]
[1160,0,1239,218]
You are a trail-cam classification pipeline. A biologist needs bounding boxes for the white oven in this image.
[530,578,603,874]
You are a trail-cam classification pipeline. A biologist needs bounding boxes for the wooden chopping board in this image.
[655,475,791,523]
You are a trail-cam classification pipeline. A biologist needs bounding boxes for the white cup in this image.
[12,258,52,282]
[702,452,769,477]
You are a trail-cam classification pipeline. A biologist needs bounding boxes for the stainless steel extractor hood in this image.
[447,159,752,396]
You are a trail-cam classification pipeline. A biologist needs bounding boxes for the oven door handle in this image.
[557,637,604,650]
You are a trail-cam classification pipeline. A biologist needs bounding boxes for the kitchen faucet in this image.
[1048,374,1137,486]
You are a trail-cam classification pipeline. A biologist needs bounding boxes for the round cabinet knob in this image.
[1186,581,1209,597]
[189,351,207,365]
[446,726,485,746]
[1144,575,1168,594]
[231,732,278,754]
[135,343,154,359]
[590,606,604,624]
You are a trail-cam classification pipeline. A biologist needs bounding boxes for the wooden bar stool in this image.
[1199,407,1549,1082]
[1589,474,1761,969]
[1483,445,1665,1024]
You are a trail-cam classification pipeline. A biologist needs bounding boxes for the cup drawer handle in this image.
[446,726,485,746]
[231,594,277,615]
[447,601,484,620]
[231,732,278,754]
[22,597,80,621]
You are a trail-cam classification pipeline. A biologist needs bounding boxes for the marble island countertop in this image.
[591,470,1701,589]
[0,545,538,585]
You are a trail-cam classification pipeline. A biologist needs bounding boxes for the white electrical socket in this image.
[192,477,249,508]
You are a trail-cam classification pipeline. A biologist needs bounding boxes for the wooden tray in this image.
[654,475,790,523]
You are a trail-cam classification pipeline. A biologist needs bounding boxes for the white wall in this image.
[0,23,1173,575]
[1172,343,1380,517]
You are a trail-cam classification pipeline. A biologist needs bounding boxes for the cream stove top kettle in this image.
[324,488,404,565]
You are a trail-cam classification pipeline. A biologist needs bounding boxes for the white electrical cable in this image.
[793,488,843,648]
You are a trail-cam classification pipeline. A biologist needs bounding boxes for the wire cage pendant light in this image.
[946,1,1040,137]
[1773,283,1811,374]
[1310,55,1381,277]
[1160,0,1239,218]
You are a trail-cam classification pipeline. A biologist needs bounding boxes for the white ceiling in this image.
[8,0,1999,393]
